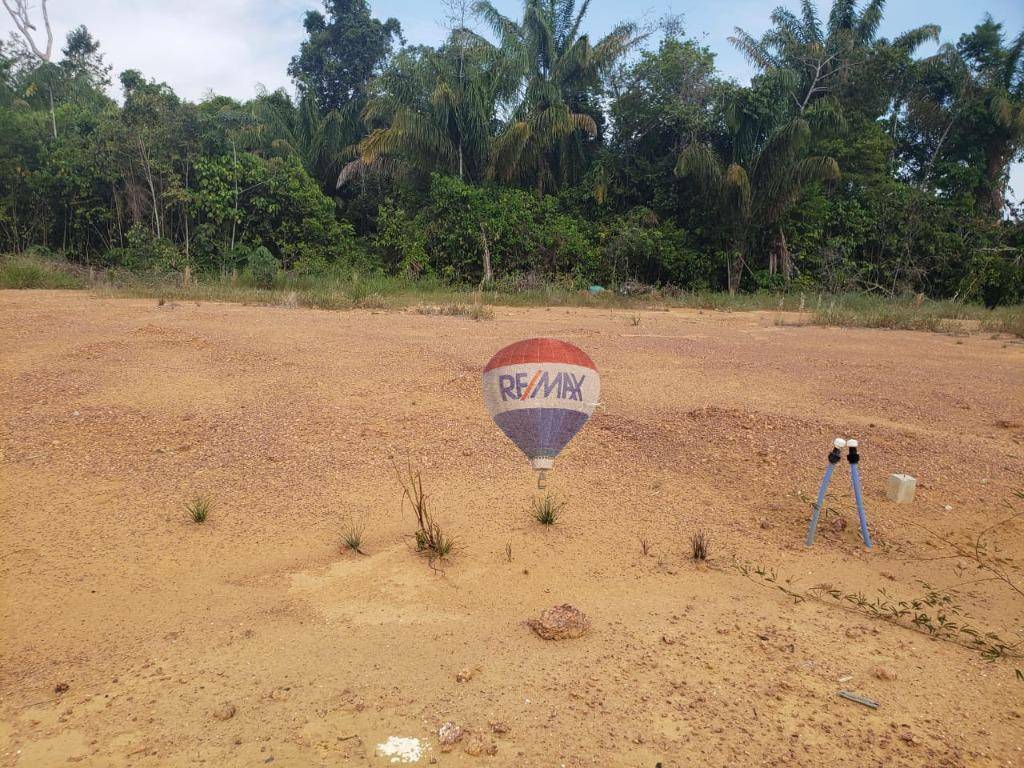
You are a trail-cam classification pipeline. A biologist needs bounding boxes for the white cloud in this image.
[27,0,312,101]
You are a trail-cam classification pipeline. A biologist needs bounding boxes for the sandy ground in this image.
[1,290,1023,768]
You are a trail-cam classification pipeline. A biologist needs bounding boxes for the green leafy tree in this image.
[956,19,1024,215]
[897,18,1024,217]
[60,25,111,90]
[288,0,402,117]
[191,153,359,271]
[604,33,733,215]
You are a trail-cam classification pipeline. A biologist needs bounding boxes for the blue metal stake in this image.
[805,463,835,547]
[806,441,843,547]
[850,462,872,548]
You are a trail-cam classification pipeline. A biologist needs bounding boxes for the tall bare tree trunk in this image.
[183,159,191,263]
[47,86,56,139]
[727,251,744,295]
[138,135,161,239]
[479,223,493,286]
[230,141,239,251]
[776,226,792,283]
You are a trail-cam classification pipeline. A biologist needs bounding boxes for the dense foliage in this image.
[1,0,1022,302]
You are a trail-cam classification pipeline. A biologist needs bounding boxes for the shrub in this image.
[247,246,278,288]
[961,250,1023,308]
[191,154,366,271]
[597,208,707,288]
[104,224,180,271]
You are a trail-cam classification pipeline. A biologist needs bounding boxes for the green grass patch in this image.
[807,294,1024,336]
[0,254,86,289]
[6,253,1021,337]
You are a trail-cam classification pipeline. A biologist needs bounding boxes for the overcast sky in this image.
[3,0,1023,200]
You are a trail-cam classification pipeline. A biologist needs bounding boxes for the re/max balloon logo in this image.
[498,371,587,402]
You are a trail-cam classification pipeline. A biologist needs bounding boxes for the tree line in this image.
[1,0,1022,304]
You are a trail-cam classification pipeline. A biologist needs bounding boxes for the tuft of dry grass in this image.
[354,293,392,310]
[342,521,367,555]
[415,302,494,320]
[690,531,708,560]
[980,309,1024,339]
[394,462,456,563]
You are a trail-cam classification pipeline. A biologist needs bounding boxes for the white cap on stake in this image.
[847,439,858,448]
[833,438,847,449]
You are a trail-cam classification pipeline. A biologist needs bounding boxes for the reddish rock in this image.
[526,604,591,640]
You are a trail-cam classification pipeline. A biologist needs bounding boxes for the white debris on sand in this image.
[376,736,425,764]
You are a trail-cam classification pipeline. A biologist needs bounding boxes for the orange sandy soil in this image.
[1,290,1023,768]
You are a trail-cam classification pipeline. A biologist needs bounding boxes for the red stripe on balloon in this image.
[520,370,541,400]
[483,338,597,373]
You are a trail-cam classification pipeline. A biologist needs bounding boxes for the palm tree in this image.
[354,32,516,184]
[473,0,644,195]
[675,101,840,293]
[246,87,352,193]
[730,0,939,117]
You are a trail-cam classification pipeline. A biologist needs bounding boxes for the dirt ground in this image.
[1,290,1023,768]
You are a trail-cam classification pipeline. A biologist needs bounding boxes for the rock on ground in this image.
[526,604,591,640]
[438,721,464,752]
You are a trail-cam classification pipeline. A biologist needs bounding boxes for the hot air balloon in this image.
[482,338,600,486]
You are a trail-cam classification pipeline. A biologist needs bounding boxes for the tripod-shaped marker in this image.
[805,438,872,549]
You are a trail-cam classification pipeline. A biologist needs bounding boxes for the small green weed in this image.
[531,494,565,525]
[187,495,211,523]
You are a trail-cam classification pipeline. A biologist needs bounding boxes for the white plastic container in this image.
[886,474,917,503]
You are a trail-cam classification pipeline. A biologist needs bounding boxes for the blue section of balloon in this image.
[493,408,590,460]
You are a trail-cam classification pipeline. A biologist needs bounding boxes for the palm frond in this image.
[800,0,823,45]
[724,163,752,221]
[675,142,724,194]
[857,0,885,44]
[730,28,778,70]
[893,24,940,53]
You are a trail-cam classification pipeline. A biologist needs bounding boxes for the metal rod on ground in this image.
[806,438,845,547]
[848,439,872,548]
